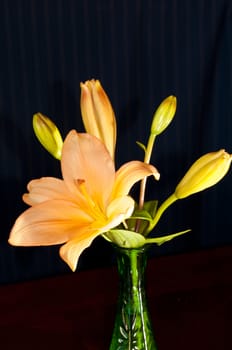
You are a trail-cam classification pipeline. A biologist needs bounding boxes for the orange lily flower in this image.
[80,79,116,159]
[9,130,159,271]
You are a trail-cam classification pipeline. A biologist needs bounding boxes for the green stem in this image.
[147,193,178,234]
[136,133,157,233]
[138,133,156,209]
[131,250,139,299]
[129,249,149,349]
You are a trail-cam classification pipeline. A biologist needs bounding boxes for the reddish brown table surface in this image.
[0,246,231,350]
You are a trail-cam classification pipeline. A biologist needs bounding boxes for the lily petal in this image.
[60,235,97,271]
[112,161,160,198]
[106,196,134,225]
[9,200,93,246]
[23,177,74,206]
[61,131,115,208]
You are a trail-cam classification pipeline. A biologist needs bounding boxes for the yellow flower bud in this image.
[151,95,177,135]
[80,79,116,159]
[175,149,232,199]
[33,113,63,160]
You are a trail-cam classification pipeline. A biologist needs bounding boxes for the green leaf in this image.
[104,229,146,248]
[145,229,191,246]
[128,210,153,222]
[143,200,158,218]
[126,200,158,233]
[125,209,150,232]
[136,141,147,152]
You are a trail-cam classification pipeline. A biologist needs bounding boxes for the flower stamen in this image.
[76,178,105,220]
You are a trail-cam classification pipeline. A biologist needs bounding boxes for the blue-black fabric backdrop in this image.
[0,0,231,284]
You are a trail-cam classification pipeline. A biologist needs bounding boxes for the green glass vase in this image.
[109,245,158,350]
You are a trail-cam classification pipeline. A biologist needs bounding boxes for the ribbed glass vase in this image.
[109,245,157,350]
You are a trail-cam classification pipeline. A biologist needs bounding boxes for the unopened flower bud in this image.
[151,95,177,135]
[80,79,116,159]
[33,113,63,160]
[175,149,232,199]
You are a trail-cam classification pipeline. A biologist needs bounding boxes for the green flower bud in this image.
[33,113,63,160]
[151,95,177,135]
[175,149,232,199]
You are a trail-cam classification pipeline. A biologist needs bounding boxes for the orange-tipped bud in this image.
[80,79,116,159]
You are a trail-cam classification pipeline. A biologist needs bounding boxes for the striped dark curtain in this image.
[0,0,231,284]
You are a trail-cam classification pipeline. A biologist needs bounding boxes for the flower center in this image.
[76,179,106,221]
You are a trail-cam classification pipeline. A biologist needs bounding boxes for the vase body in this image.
[109,246,157,350]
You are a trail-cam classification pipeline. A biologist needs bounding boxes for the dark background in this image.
[0,0,231,284]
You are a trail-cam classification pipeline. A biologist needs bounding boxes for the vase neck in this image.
[115,246,148,296]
